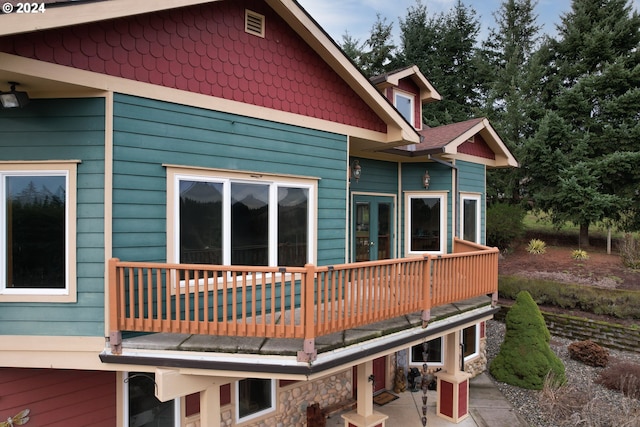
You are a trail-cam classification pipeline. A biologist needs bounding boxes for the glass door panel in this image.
[355,202,371,262]
[353,196,394,262]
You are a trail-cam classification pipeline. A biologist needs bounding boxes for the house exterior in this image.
[0,1,517,426]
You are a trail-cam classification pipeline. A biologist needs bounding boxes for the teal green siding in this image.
[0,98,106,336]
[458,160,487,244]
[348,158,398,194]
[112,94,347,266]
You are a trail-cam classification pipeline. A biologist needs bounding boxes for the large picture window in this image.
[236,378,275,423]
[0,163,77,302]
[170,168,314,267]
[406,193,446,254]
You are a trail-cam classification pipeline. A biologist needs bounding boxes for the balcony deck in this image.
[101,239,499,376]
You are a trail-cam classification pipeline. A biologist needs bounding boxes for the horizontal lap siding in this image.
[0,368,116,427]
[458,160,486,244]
[0,98,106,337]
[112,94,347,266]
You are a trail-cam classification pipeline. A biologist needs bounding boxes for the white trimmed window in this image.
[168,168,315,267]
[236,378,275,423]
[394,91,415,126]
[461,194,481,243]
[124,372,180,427]
[0,162,77,302]
[462,324,480,361]
[410,337,444,367]
[406,193,447,254]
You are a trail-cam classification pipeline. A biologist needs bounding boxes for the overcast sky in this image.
[297,0,639,46]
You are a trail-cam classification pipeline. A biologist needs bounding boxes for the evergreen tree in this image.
[359,14,396,78]
[340,31,365,71]
[490,290,565,390]
[525,0,640,242]
[478,0,542,203]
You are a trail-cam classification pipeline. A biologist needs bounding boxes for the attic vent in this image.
[245,10,265,37]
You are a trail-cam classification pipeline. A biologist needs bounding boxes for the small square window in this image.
[236,378,275,422]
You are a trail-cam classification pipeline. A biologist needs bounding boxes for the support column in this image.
[199,384,221,427]
[341,361,388,427]
[435,330,471,423]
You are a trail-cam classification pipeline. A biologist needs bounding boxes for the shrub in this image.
[619,233,640,269]
[571,249,589,260]
[527,238,547,254]
[490,290,566,389]
[596,361,640,399]
[567,340,609,367]
[486,203,525,250]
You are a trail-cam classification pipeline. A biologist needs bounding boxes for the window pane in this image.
[180,181,223,264]
[6,175,66,289]
[463,325,477,358]
[395,93,413,123]
[410,198,440,251]
[232,183,268,265]
[128,373,175,427]
[411,337,443,364]
[463,199,477,242]
[239,378,272,419]
[278,187,308,266]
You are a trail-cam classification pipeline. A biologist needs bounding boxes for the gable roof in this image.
[371,65,441,103]
[383,118,518,168]
[0,0,421,147]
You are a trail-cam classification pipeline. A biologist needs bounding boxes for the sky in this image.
[296,0,639,46]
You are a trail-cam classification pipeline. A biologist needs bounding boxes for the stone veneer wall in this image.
[216,370,352,427]
[496,306,640,353]
[464,337,487,377]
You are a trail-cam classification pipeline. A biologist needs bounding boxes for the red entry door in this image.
[353,356,387,397]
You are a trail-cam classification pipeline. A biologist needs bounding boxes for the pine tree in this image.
[526,0,640,241]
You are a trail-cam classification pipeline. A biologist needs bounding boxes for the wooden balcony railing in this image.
[107,238,498,359]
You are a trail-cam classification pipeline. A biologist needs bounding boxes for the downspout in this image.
[428,155,460,239]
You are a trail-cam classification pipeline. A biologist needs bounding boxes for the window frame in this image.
[0,161,78,303]
[394,90,415,127]
[167,166,317,267]
[460,193,481,244]
[235,378,276,424]
[405,192,447,255]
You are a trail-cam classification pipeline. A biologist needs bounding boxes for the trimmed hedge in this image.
[499,276,640,320]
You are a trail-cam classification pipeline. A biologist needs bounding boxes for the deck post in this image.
[435,330,471,423]
[108,258,122,355]
[298,264,317,363]
[341,361,388,427]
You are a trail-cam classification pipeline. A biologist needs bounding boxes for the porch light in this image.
[0,82,30,109]
[423,170,430,189]
[350,159,362,182]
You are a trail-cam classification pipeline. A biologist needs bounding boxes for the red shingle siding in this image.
[0,368,116,427]
[0,1,386,132]
[458,135,495,160]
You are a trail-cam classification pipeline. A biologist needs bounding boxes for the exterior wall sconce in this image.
[350,159,362,182]
[0,82,30,109]
[423,170,430,189]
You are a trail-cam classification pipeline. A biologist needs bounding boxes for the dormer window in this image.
[394,91,414,127]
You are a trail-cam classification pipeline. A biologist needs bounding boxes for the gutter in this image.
[99,306,498,377]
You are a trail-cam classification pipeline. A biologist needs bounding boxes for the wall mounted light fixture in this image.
[350,159,362,182]
[0,82,30,109]
[423,170,430,189]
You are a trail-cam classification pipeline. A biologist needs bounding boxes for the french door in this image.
[353,195,394,262]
